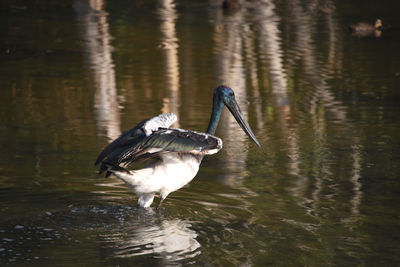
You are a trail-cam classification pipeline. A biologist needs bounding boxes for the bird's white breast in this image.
[114,153,200,198]
[157,154,200,194]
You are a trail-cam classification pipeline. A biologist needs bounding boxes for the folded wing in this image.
[95,113,222,175]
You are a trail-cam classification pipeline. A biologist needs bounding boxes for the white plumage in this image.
[95,86,260,209]
[96,113,223,209]
[115,153,200,208]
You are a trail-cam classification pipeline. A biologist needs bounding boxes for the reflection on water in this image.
[281,0,364,223]
[75,0,121,140]
[207,0,370,263]
[158,0,181,121]
[102,217,200,262]
[1,0,400,265]
[0,205,200,265]
[256,0,288,106]
[211,2,252,188]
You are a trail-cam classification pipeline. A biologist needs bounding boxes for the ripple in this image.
[0,204,203,266]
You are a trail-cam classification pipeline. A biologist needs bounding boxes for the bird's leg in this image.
[156,196,165,210]
[138,194,155,208]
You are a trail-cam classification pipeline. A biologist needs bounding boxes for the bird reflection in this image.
[101,218,201,263]
[75,0,121,141]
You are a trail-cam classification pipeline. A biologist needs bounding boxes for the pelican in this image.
[95,85,260,209]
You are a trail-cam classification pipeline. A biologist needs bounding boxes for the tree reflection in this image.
[72,0,366,232]
[75,0,121,141]
[211,0,250,188]
[207,0,365,253]
[158,0,181,125]
[282,0,363,221]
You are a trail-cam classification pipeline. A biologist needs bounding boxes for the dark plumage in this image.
[349,19,382,37]
[95,86,260,209]
[95,114,222,176]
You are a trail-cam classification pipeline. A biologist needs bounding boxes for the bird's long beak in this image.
[226,99,261,147]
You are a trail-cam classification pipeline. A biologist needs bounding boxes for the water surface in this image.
[1,0,400,265]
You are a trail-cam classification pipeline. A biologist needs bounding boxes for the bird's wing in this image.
[104,128,222,167]
[95,113,177,168]
[135,128,223,158]
[96,124,222,175]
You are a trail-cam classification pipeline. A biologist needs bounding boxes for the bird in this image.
[349,19,382,37]
[95,85,260,209]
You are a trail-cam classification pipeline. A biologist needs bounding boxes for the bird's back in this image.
[95,113,222,176]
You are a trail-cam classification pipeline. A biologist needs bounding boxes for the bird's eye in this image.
[229,92,234,96]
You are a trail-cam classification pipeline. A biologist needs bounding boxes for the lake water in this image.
[1,0,400,266]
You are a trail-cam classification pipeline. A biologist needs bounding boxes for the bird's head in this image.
[214,85,236,105]
[375,19,383,29]
[213,85,260,147]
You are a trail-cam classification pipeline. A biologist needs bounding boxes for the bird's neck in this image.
[206,99,224,135]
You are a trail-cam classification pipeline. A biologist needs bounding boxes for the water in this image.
[1,0,400,265]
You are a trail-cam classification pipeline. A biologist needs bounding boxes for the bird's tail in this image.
[100,161,130,178]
